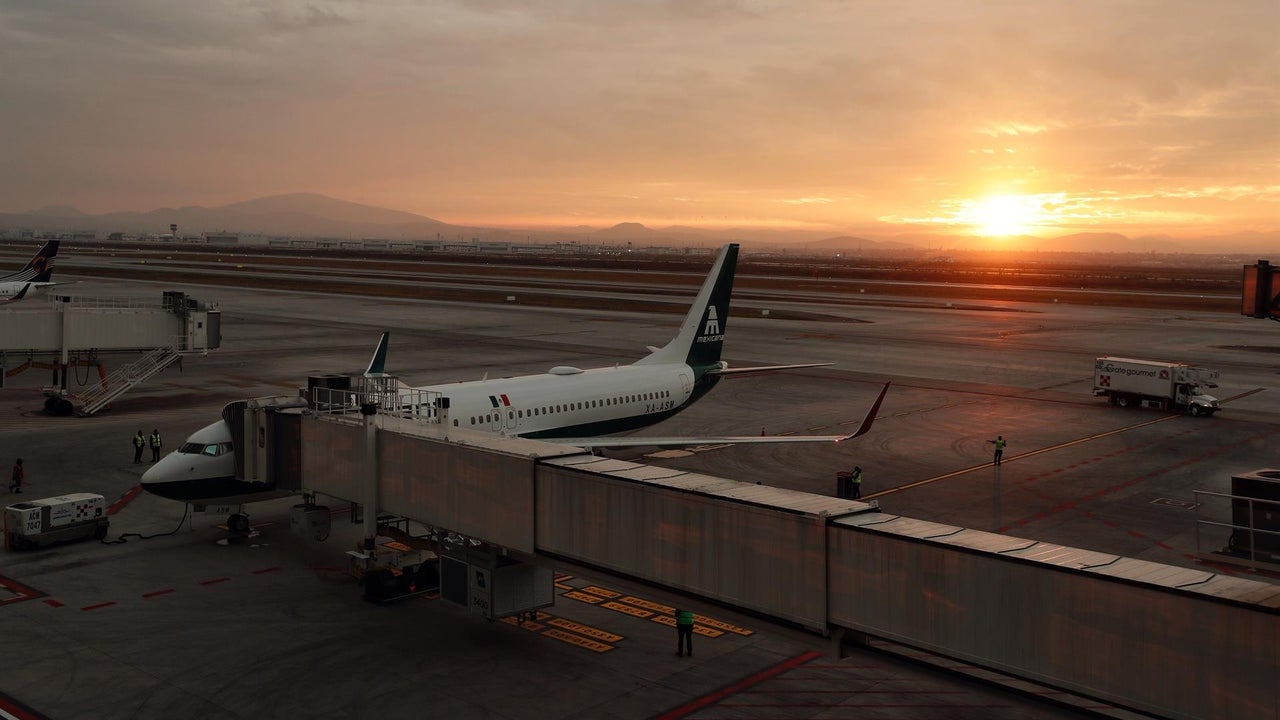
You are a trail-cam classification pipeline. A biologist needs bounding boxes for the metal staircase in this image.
[74,344,184,416]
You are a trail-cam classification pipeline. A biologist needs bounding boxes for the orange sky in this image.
[1,1,1276,245]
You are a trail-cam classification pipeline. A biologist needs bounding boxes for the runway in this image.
[0,262,1275,719]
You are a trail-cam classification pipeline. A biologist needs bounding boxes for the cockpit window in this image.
[180,442,231,456]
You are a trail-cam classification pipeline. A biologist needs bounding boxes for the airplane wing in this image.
[3,284,31,302]
[708,362,833,376]
[560,382,889,449]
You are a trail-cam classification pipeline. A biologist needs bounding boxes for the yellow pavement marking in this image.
[563,590,604,604]
[554,582,573,591]
[500,617,546,632]
[649,615,724,637]
[554,574,575,582]
[620,596,673,614]
[542,629,613,653]
[601,601,654,619]
[546,617,624,643]
[581,585,622,599]
[694,615,753,636]
[619,596,752,635]
[381,541,411,551]
[863,414,1180,500]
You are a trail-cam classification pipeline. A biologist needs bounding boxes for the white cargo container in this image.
[3,493,109,550]
[1092,357,1220,415]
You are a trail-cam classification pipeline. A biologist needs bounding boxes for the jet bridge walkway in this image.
[0,291,220,415]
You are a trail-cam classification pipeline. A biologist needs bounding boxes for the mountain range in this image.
[3,193,1276,254]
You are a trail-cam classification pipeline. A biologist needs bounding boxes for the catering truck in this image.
[3,493,108,550]
[1092,356,1220,416]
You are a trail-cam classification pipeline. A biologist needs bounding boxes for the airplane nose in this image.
[140,453,177,485]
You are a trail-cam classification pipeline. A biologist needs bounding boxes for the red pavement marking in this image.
[42,599,63,608]
[0,691,51,720]
[106,483,143,516]
[142,589,175,598]
[0,575,46,606]
[655,650,822,720]
[198,577,230,586]
[783,664,881,669]
[251,566,281,575]
[81,601,116,611]
[719,702,1011,708]
[743,689,969,694]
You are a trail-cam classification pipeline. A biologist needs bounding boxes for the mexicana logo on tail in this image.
[700,305,722,340]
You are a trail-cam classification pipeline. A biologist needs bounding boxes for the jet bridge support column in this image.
[361,402,379,557]
[57,296,71,395]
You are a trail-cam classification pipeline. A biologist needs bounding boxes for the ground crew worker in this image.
[987,435,1007,466]
[675,607,695,657]
[850,466,862,499]
[9,458,23,494]
[133,430,145,464]
[149,428,163,462]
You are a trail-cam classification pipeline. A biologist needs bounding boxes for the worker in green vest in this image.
[987,435,1007,466]
[850,466,862,499]
[675,607,695,657]
[132,430,145,464]
[149,429,163,462]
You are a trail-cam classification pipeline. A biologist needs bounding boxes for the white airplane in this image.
[0,240,63,303]
[141,243,888,504]
[366,243,887,448]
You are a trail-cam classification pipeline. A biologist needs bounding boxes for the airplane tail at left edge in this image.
[4,283,31,302]
[635,243,738,371]
[1,240,59,283]
[365,332,390,376]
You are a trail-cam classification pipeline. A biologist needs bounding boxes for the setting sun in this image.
[967,195,1045,237]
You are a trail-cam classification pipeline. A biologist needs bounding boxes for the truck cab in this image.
[1175,383,1220,416]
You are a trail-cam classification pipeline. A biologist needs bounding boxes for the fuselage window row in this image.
[465,387,679,432]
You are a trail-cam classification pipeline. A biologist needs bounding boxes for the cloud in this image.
[0,0,1275,244]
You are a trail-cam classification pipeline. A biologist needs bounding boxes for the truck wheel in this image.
[93,524,108,540]
[1189,405,1201,416]
[1116,396,1130,408]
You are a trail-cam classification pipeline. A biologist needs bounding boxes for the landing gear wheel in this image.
[227,513,250,534]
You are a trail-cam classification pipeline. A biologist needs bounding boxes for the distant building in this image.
[205,232,239,245]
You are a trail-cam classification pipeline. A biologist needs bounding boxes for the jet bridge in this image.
[0,291,220,415]
[233,375,1279,720]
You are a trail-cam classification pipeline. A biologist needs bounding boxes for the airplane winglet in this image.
[13,283,29,300]
[365,332,390,376]
[837,382,890,442]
